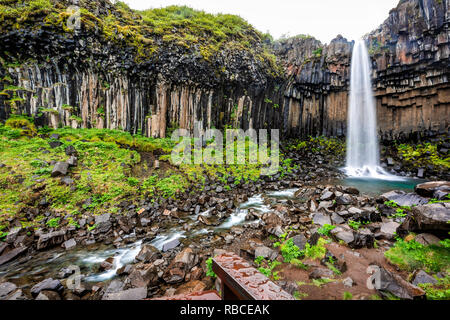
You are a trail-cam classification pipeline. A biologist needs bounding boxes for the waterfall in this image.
[345,40,399,180]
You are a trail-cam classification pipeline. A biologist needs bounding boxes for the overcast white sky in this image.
[120,0,399,44]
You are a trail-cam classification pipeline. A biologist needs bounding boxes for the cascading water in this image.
[345,39,399,180]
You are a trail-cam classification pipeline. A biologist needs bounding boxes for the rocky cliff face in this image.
[0,0,448,140]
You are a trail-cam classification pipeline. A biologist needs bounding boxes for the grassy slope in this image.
[0,0,280,75]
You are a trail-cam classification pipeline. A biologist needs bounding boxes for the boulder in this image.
[375,267,425,300]
[135,244,162,264]
[30,278,63,297]
[415,181,450,197]
[352,228,374,248]
[162,239,180,252]
[320,191,335,201]
[0,282,17,300]
[309,268,334,279]
[62,239,76,250]
[336,195,352,205]
[380,190,428,207]
[102,287,147,300]
[254,246,278,261]
[174,280,207,296]
[0,246,28,266]
[95,213,112,233]
[411,203,450,232]
[331,212,345,225]
[331,227,354,245]
[125,266,158,288]
[51,162,69,177]
[414,233,441,246]
[290,234,307,250]
[412,270,438,286]
[35,290,61,300]
[312,212,332,226]
[37,230,66,250]
[379,222,400,240]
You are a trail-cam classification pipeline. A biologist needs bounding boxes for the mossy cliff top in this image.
[0,0,282,86]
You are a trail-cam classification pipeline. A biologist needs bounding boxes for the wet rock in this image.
[412,270,438,286]
[254,246,277,261]
[174,280,206,296]
[100,257,114,271]
[342,186,360,195]
[172,248,198,270]
[0,246,28,266]
[379,222,400,240]
[37,230,66,250]
[5,289,26,300]
[268,225,284,237]
[135,244,161,264]
[312,212,331,226]
[31,278,63,297]
[331,227,354,245]
[36,290,61,300]
[380,190,428,207]
[320,191,335,201]
[348,207,363,215]
[51,162,69,177]
[116,265,133,276]
[408,203,450,232]
[291,234,307,250]
[95,213,112,233]
[331,212,345,225]
[162,238,180,252]
[352,228,374,248]
[126,266,158,288]
[336,195,352,205]
[414,233,441,246]
[105,280,125,294]
[62,238,76,250]
[102,287,147,300]
[415,181,450,198]
[0,282,17,299]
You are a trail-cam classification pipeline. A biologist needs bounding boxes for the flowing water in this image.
[0,189,291,288]
[344,39,399,180]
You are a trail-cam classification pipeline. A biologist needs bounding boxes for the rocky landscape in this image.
[0,0,449,301]
[0,0,448,140]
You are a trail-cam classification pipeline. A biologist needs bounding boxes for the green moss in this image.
[396,142,450,170]
[0,1,281,75]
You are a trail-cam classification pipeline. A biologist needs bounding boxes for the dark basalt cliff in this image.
[0,0,448,140]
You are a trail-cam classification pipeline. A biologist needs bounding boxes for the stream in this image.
[0,189,298,289]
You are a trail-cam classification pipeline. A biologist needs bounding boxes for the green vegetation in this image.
[348,220,362,230]
[396,142,450,170]
[255,256,281,280]
[343,292,353,300]
[0,0,282,75]
[286,136,345,158]
[318,224,336,237]
[384,236,450,273]
[205,257,216,278]
[418,274,450,300]
[0,116,296,235]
